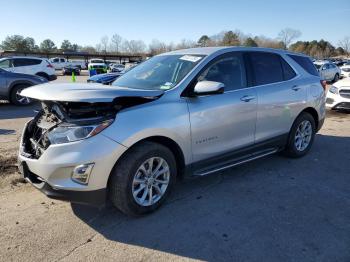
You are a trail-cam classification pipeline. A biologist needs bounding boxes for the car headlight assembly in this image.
[48,119,113,144]
[329,86,339,95]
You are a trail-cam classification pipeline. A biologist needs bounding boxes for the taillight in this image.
[320,80,327,91]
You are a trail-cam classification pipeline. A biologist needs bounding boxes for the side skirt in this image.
[190,134,288,177]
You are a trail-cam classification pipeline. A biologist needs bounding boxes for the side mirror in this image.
[193,81,224,96]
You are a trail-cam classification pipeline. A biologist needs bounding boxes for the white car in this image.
[326,78,350,110]
[0,56,56,81]
[110,63,125,72]
[340,62,350,78]
[313,61,341,82]
[50,57,86,70]
[88,59,107,73]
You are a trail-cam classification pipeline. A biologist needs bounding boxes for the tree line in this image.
[1,29,349,59]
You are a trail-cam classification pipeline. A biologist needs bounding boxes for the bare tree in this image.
[111,34,123,54]
[338,36,350,57]
[100,36,109,53]
[175,39,196,50]
[278,28,301,49]
[124,40,146,54]
[148,39,167,55]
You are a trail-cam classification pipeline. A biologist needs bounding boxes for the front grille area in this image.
[339,90,350,99]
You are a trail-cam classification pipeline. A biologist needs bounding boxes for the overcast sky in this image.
[0,0,349,47]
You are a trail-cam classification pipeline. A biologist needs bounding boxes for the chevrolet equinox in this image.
[18,47,326,216]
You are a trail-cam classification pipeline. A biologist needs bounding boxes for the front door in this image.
[186,52,257,163]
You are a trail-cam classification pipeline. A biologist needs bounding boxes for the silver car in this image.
[18,47,326,216]
[314,60,341,82]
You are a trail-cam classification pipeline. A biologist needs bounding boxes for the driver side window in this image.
[198,53,246,91]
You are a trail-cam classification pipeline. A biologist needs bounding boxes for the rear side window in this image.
[281,58,296,80]
[249,52,283,85]
[13,58,42,67]
[0,59,11,68]
[288,55,319,76]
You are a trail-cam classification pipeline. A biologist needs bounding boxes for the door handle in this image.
[291,85,301,91]
[240,95,255,102]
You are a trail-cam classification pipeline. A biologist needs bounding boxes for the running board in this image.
[193,148,279,177]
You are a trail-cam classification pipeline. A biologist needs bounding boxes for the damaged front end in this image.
[21,96,161,159]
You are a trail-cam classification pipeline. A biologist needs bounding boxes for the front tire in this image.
[108,142,177,216]
[10,84,32,106]
[284,112,316,158]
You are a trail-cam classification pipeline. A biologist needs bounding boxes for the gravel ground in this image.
[0,77,350,261]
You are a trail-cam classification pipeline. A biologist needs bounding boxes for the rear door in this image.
[187,52,257,163]
[247,51,306,142]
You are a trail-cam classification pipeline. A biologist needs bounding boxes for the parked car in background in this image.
[88,59,107,74]
[19,47,325,216]
[62,65,80,76]
[110,63,125,72]
[87,72,123,85]
[50,57,86,70]
[0,56,56,81]
[326,77,350,110]
[0,68,47,105]
[313,60,340,82]
[340,62,350,78]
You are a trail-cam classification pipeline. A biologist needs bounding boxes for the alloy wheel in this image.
[132,157,170,207]
[294,120,312,152]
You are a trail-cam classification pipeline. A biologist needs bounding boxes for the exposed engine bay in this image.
[21,96,160,159]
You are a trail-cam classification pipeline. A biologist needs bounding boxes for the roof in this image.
[162,46,309,57]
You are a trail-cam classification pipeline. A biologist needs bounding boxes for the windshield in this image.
[112,54,204,90]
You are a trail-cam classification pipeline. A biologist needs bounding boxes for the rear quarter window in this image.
[288,55,319,76]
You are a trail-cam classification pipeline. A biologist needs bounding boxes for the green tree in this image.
[197,35,210,47]
[40,39,56,53]
[221,31,240,46]
[244,37,258,47]
[61,40,73,51]
[0,35,38,51]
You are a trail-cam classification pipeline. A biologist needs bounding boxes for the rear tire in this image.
[36,72,49,81]
[108,142,177,216]
[10,84,32,106]
[284,112,316,158]
[333,73,339,82]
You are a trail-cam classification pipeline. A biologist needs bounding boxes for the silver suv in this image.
[18,47,326,216]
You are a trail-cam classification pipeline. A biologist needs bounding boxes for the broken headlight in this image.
[48,119,113,144]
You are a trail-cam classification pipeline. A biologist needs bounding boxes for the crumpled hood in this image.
[20,83,164,102]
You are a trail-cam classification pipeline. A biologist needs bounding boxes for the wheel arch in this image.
[108,135,187,186]
[9,81,33,97]
[299,107,319,130]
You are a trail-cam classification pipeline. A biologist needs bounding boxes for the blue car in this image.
[87,72,123,85]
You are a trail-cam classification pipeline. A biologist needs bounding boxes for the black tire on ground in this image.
[333,73,339,82]
[108,142,177,216]
[36,72,50,81]
[10,84,32,106]
[283,112,316,158]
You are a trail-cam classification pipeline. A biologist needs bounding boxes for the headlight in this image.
[329,86,339,94]
[48,119,113,144]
